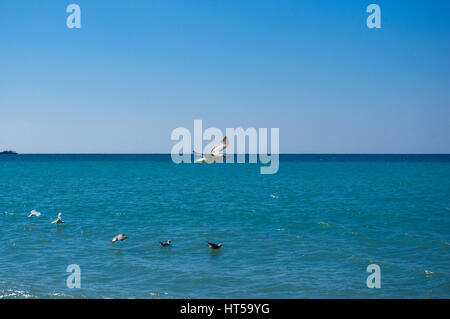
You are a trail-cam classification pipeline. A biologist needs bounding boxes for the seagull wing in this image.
[194,157,206,163]
[210,136,228,156]
[208,242,218,248]
[194,151,216,163]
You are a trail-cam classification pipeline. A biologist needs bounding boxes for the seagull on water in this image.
[193,136,228,163]
[207,242,223,249]
[111,234,128,243]
[28,210,41,218]
[159,240,172,247]
[51,212,64,224]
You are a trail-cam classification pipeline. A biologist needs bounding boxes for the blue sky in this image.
[1,0,449,153]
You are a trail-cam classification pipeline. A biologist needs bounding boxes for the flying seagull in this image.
[28,210,41,218]
[159,240,172,247]
[111,234,128,243]
[51,212,64,224]
[193,136,228,163]
[207,242,223,249]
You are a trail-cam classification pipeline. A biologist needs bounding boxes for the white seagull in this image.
[51,212,64,224]
[28,210,41,218]
[111,234,128,243]
[193,136,228,163]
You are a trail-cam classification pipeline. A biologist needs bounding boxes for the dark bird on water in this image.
[207,242,223,249]
[159,240,172,247]
[111,234,128,243]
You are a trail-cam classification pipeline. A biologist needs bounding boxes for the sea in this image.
[0,154,449,298]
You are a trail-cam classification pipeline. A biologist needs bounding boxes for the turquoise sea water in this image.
[0,154,449,298]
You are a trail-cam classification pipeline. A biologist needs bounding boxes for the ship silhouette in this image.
[0,150,18,155]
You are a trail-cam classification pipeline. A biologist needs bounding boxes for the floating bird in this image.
[193,136,228,163]
[207,242,223,249]
[159,240,172,247]
[51,212,64,224]
[28,210,41,218]
[111,234,128,243]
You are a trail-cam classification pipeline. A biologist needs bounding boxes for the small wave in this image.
[46,292,80,298]
[0,289,36,299]
[402,233,413,237]
[276,228,285,232]
[270,194,279,199]
[317,221,329,226]
[148,291,168,297]
[424,270,435,276]
[2,211,15,216]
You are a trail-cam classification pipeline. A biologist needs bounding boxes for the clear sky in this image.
[1,0,449,153]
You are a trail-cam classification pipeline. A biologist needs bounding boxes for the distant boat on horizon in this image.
[0,150,18,155]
